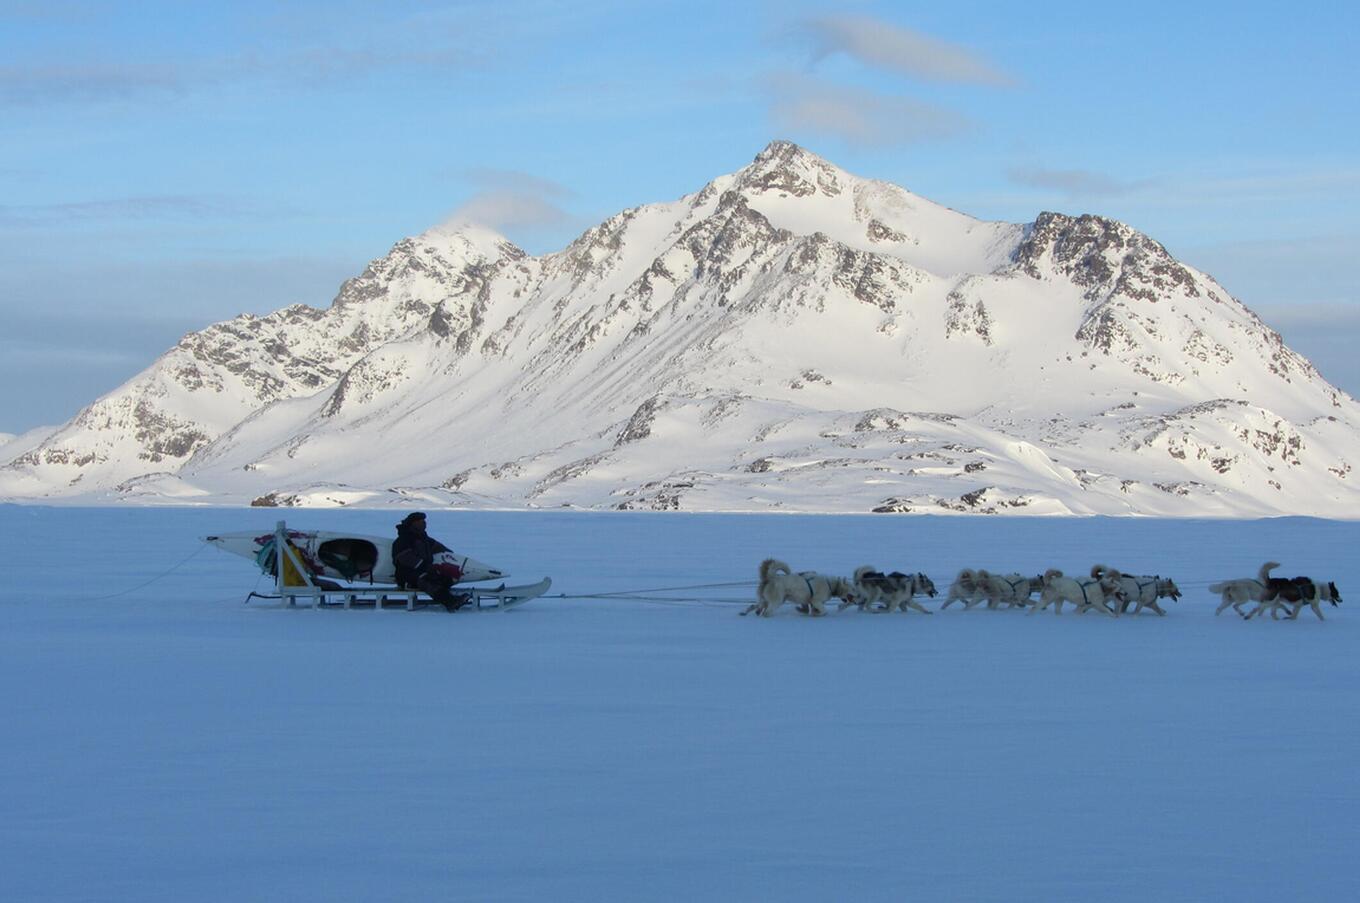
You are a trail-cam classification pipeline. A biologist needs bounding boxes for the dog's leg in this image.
[907,599,932,614]
[1311,600,1325,620]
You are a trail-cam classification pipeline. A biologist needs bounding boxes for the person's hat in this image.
[401,512,427,525]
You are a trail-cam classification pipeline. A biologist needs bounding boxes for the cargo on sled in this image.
[204,520,551,612]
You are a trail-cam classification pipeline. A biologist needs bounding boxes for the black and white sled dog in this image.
[845,566,936,614]
[1091,565,1182,617]
[1208,566,1267,616]
[1243,562,1344,620]
[742,558,857,617]
[1030,566,1125,616]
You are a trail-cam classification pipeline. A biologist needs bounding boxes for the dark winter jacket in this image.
[392,523,451,588]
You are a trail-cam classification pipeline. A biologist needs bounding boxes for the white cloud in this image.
[442,169,578,236]
[798,15,1013,87]
[768,74,970,147]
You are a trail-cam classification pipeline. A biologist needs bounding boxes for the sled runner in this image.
[205,521,550,612]
[294,577,553,612]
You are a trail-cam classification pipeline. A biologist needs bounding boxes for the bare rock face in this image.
[3,140,1357,516]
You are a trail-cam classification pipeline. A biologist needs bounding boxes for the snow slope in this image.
[4,142,1357,516]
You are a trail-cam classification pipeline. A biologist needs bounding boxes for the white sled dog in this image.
[846,566,936,613]
[1208,561,1273,616]
[1031,566,1124,616]
[939,568,991,610]
[992,573,1043,609]
[743,558,857,617]
[1092,565,1182,617]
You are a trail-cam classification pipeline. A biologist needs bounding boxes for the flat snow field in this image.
[1,506,1357,903]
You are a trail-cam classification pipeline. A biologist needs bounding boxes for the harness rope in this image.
[71,544,210,602]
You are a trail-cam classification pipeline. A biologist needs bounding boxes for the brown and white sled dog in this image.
[1031,566,1124,616]
[743,558,857,617]
[1209,561,1272,616]
[846,566,936,613]
[1092,566,1182,617]
[939,568,990,610]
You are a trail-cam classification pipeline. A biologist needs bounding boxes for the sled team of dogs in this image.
[747,558,1341,620]
[743,559,1186,618]
[1209,561,1344,620]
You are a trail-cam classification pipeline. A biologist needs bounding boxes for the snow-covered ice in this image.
[1,505,1357,901]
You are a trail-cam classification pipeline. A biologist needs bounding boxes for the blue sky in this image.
[2,0,1356,432]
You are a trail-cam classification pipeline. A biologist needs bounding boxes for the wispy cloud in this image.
[768,73,971,147]
[441,169,578,235]
[796,15,1013,87]
[462,168,574,201]
[0,16,480,107]
[1006,166,1154,198]
[0,62,188,105]
[0,195,273,227]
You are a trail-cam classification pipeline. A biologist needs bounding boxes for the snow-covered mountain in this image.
[4,141,1357,515]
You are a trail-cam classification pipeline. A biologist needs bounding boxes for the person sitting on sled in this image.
[392,512,467,610]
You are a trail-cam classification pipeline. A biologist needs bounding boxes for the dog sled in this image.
[204,521,551,612]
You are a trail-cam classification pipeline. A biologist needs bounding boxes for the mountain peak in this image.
[752,139,821,167]
[737,140,845,199]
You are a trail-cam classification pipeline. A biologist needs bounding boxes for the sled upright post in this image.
[274,519,319,607]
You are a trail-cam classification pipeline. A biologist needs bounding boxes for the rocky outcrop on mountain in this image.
[3,141,1357,516]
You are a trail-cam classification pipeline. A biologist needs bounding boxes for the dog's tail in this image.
[759,558,790,586]
[1090,563,1111,580]
[1042,568,1063,586]
[1208,581,1228,594]
[853,565,877,584]
[1259,561,1281,583]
